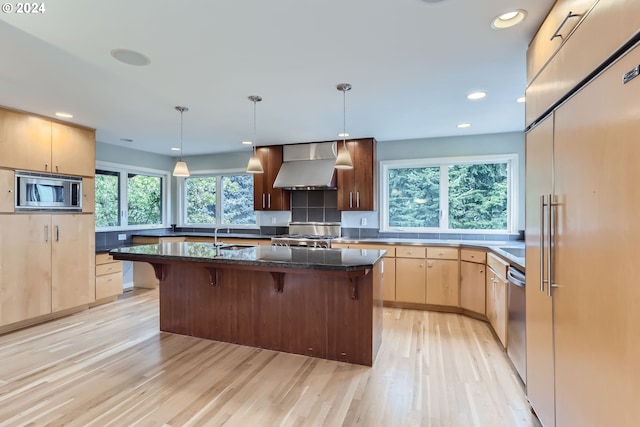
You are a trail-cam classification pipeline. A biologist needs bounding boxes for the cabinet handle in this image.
[427,261,433,268]
[44,225,49,243]
[549,194,558,297]
[349,192,353,208]
[55,165,59,173]
[262,194,266,209]
[45,164,48,171]
[55,225,60,242]
[268,193,271,209]
[356,191,360,208]
[419,264,424,267]
[540,194,546,293]
[8,189,12,193]
[550,11,581,41]
[479,270,484,273]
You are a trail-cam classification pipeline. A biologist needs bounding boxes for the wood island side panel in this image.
[156,262,383,366]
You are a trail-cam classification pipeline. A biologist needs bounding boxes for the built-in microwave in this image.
[15,171,82,212]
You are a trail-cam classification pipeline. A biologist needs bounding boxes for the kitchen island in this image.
[110,242,384,366]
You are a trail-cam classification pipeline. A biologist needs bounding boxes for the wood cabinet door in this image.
[0,169,14,213]
[486,268,507,348]
[425,259,459,306]
[337,138,374,211]
[551,43,640,427]
[0,109,51,172]
[51,123,96,177]
[51,214,95,311]
[253,146,289,211]
[395,258,425,303]
[460,261,486,314]
[525,114,556,427]
[0,214,52,326]
[382,257,396,302]
[82,177,95,213]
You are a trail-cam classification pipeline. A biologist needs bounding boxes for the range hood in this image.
[273,142,338,190]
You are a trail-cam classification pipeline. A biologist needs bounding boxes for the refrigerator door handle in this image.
[540,194,546,293]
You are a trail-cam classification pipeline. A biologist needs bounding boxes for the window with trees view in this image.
[381,155,516,232]
[95,165,168,229]
[183,173,256,226]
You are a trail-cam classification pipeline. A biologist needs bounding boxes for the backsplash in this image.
[340,228,524,241]
[290,190,341,223]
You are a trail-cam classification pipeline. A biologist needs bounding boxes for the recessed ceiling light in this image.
[517,96,526,103]
[171,147,181,151]
[55,112,73,118]
[491,9,527,29]
[421,0,445,2]
[110,48,151,66]
[467,91,487,100]
[120,138,133,143]
[242,140,253,145]
[457,123,471,128]
[338,132,349,137]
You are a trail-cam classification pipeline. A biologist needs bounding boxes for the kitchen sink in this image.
[218,244,254,251]
[498,247,525,258]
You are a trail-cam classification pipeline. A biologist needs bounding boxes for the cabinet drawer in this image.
[351,244,395,258]
[426,247,458,260]
[396,246,426,258]
[96,261,122,276]
[96,272,123,300]
[460,249,486,264]
[96,252,114,264]
[487,253,509,280]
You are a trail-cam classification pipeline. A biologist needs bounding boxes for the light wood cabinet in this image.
[95,252,123,301]
[82,177,95,213]
[0,108,51,172]
[0,215,52,326]
[425,259,458,307]
[549,42,640,427]
[336,138,375,211]
[343,243,396,301]
[0,169,14,213]
[395,258,425,304]
[460,260,486,315]
[51,214,95,312]
[526,0,596,85]
[525,114,556,427]
[253,145,290,211]
[0,108,95,176]
[0,213,94,325]
[487,253,508,348]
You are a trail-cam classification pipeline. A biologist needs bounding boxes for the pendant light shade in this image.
[246,95,265,174]
[335,83,354,170]
[172,106,190,177]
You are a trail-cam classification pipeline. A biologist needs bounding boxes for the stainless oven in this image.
[15,170,82,212]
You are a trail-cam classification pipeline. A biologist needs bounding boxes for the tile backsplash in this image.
[290,190,341,223]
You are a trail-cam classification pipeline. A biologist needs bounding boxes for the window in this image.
[95,163,169,230]
[183,172,256,226]
[381,155,516,233]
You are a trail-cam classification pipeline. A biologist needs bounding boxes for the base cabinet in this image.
[0,213,94,326]
[395,258,425,304]
[486,265,508,348]
[0,215,52,326]
[425,259,459,307]
[460,260,486,315]
[0,169,14,213]
[95,253,123,300]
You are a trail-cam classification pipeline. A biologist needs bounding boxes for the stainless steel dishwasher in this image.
[507,266,526,384]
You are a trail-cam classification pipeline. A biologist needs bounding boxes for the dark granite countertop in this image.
[110,242,385,272]
[333,237,525,270]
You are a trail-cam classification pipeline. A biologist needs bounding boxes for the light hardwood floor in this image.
[0,289,541,427]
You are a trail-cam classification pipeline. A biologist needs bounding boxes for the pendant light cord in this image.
[253,99,257,156]
[342,88,347,150]
[179,109,184,161]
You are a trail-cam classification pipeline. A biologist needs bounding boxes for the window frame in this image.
[178,168,258,229]
[95,161,171,231]
[380,154,518,234]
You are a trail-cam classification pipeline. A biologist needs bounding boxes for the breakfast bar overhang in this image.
[111,243,384,366]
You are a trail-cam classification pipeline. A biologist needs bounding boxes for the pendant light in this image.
[245,95,265,174]
[172,106,190,177]
[335,83,354,169]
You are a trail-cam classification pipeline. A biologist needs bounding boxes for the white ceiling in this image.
[0,0,552,157]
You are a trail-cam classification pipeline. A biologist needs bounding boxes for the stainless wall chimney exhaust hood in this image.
[273,142,338,190]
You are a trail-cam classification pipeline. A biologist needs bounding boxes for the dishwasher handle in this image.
[508,267,526,288]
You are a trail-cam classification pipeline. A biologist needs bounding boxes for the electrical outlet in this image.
[271,217,277,225]
[360,217,367,226]
[118,233,127,241]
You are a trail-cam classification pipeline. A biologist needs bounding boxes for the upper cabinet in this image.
[526,0,596,85]
[253,145,290,211]
[336,138,375,211]
[0,107,95,177]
